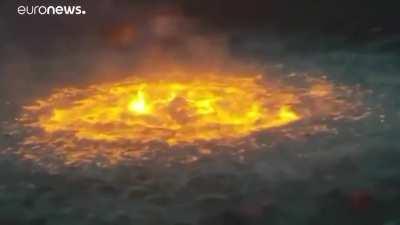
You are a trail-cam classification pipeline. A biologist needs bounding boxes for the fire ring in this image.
[15,73,364,168]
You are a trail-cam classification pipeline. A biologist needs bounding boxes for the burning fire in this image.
[16,73,364,168]
[22,74,300,144]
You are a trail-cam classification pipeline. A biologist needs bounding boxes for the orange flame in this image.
[16,73,365,168]
[23,74,300,144]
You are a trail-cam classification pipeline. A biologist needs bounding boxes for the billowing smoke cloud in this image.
[0,1,243,109]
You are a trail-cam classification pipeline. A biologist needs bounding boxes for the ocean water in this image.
[0,34,399,225]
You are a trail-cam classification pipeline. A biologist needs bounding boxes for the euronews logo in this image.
[17,5,86,16]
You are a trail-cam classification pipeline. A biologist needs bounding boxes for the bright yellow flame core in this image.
[23,75,301,144]
[129,90,149,114]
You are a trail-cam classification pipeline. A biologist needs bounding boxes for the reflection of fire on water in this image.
[15,73,366,168]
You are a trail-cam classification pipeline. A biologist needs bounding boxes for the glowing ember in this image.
[21,75,300,144]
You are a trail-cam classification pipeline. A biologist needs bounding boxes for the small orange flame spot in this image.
[129,90,150,114]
